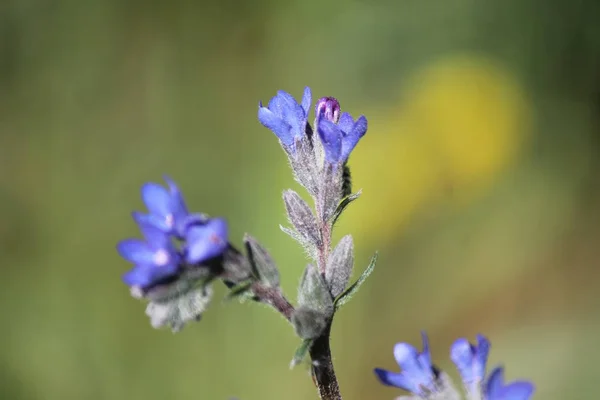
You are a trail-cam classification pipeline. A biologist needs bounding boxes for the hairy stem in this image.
[251,283,295,321]
[309,323,341,400]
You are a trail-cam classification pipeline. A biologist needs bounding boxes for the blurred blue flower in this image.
[317,111,367,164]
[315,97,341,124]
[374,332,437,396]
[184,217,229,264]
[258,87,312,152]
[118,220,181,289]
[135,176,189,237]
[484,367,535,400]
[450,334,490,390]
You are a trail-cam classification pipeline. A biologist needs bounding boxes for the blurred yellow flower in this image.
[346,54,533,241]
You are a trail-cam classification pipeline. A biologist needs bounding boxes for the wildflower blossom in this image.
[258,87,312,152]
[375,332,535,400]
[118,221,180,289]
[135,176,189,237]
[316,110,368,164]
[374,332,438,396]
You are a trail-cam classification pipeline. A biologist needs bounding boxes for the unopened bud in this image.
[315,97,341,123]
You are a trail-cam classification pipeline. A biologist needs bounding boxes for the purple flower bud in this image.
[316,97,341,124]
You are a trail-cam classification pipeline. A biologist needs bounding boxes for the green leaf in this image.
[289,338,314,369]
[243,234,280,287]
[334,251,378,310]
[331,190,362,226]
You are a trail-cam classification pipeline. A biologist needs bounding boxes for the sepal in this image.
[243,234,280,287]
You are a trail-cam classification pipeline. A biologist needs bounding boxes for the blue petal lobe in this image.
[301,87,312,117]
[374,369,413,392]
[393,343,421,372]
[185,218,228,264]
[163,175,188,217]
[132,211,170,232]
[499,382,535,400]
[258,107,293,147]
[338,112,355,134]
[317,119,342,163]
[419,331,433,367]
[485,367,505,399]
[450,338,475,382]
[141,183,173,220]
[475,334,491,377]
[117,239,154,264]
[122,263,179,288]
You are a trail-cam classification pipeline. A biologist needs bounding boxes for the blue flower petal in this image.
[301,87,312,117]
[122,262,179,288]
[485,367,534,400]
[418,331,432,368]
[393,343,422,374]
[498,382,535,400]
[338,112,355,134]
[185,218,229,264]
[475,334,491,376]
[141,183,174,228]
[450,338,476,382]
[131,211,170,232]
[164,175,188,218]
[132,213,172,247]
[339,115,368,161]
[317,119,342,163]
[374,369,413,392]
[117,239,155,265]
[258,107,293,147]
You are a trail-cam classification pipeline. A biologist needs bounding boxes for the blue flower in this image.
[118,220,181,289]
[484,367,535,400]
[184,217,229,264]
[258,87,312,152]
[135,176,189,237]
[374,332,437,396]
[316,111,367,164]
[450,334,490,391]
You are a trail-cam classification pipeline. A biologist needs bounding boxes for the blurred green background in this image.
[1,0,599,399]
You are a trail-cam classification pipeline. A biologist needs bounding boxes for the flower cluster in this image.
[258,88,368,165]
[115,85,535,400]
[375,332,535,400]
[116,177,233,330]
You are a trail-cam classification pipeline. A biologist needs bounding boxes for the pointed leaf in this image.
[334,251,378,310]
[243,234,280,287]
[290,339,314,369]
[298,264,333,315]
[283,190,320,246]
[331,190,362,225]
[325,235,354,298]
